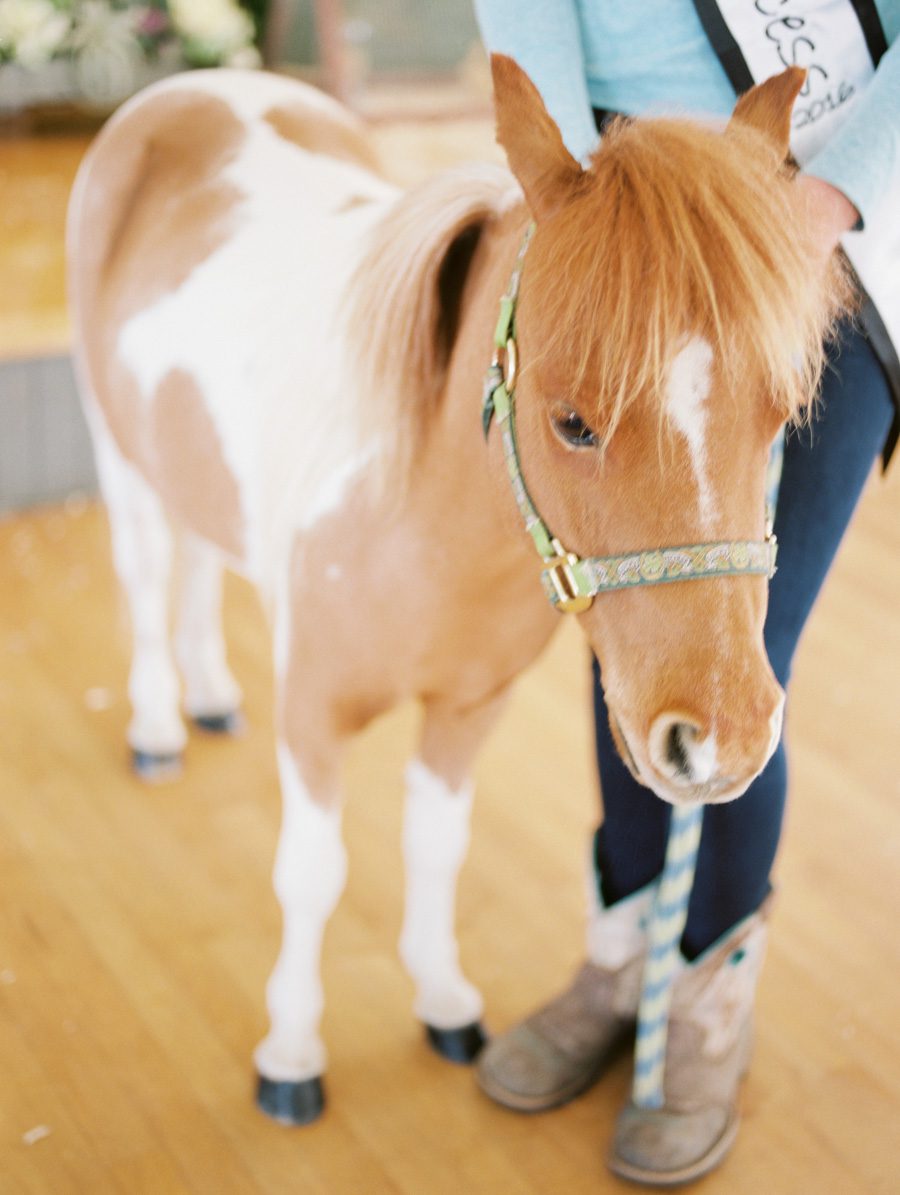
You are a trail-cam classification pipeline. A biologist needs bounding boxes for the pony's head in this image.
[491,55,849,805]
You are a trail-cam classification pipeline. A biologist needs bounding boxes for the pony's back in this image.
[68,70,395,579]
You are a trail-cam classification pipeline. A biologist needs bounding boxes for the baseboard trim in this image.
[0,355,97,513]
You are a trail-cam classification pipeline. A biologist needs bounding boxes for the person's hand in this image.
[795,173,860,258]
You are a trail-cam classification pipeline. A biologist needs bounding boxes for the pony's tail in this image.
[346,162,518,486]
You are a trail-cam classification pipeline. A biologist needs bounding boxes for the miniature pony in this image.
[67,57,843,1121]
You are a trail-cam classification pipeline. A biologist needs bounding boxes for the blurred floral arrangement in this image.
[0,0,263,108]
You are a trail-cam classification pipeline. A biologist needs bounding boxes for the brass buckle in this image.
[492,336,519,394]
[546,540,593,614]
[504,337,518,393]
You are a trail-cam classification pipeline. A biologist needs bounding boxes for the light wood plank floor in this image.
[1,108,899,1195]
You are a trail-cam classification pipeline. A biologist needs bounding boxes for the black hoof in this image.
[191,710,244,736]
[426,1021,489,1064]
[256,1075,325,1126]
[131,748,183,782]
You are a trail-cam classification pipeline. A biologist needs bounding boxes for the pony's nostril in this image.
[666,723,692,778]
[651,716,717,786]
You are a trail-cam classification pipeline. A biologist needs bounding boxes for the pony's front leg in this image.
[174,532,243,733]
[400,692,508,1064]
[254,739,347,1126]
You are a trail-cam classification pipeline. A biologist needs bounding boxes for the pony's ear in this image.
[491,53,584,221]
[728,67,806,159]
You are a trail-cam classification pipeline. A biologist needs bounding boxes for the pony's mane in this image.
[347,162,518,476]
[524,116,851,444]
[349,117,851,480]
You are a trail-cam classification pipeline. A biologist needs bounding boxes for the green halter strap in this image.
[482,225,778,615]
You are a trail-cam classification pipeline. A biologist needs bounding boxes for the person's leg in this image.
[683,320,894,954]
[592,320,894,956]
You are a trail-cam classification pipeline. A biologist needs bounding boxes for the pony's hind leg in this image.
[400,691,509,1064]
[92,420,186,780]
[254,734,347,1126]
[174,532,243,734]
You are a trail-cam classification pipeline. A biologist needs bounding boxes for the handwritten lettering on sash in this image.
[753,1,855,130]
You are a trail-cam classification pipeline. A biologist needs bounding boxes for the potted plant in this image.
[0,0,267,124]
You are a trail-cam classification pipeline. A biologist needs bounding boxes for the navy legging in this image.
[592,320,895,958]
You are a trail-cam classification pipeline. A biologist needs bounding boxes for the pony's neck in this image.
[406,207,552,602]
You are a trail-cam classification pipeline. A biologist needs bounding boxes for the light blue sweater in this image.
[474,0,900,227]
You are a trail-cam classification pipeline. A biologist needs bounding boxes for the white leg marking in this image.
[398,760,483,1029]
[92,422,185,756]
[254,743,347,1082]
[174,533,242,718]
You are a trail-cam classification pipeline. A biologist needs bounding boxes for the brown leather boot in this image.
[609,905,770,1186]
[477,882,653,1111]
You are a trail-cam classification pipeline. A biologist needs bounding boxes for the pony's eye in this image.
[552,407,598,449]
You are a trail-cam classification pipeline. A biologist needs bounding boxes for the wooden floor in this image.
[2,108,899,1195]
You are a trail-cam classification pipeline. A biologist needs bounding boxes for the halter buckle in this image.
[492,336,519,395]
[545,541,593,614]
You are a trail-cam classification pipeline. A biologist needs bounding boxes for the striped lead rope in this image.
[632,803,704,1108]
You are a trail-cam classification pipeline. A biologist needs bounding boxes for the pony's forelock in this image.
[521,116,852,445]
[349,116,852,488]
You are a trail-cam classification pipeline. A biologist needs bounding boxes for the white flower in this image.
[169,0,254,57]
[225,43,260,69]
[70,1,142,104]
[69,0,139,53]
[0,0,71,69]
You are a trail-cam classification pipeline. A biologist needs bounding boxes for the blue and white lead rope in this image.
[632,804,704,1107]
[631,431,785,1109]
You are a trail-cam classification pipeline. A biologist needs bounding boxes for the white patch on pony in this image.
[496,180,526,213]
[666,338,716,531]
[89,415,186,756]
[294,444,377,534]
[116,75,397,587]
[398,760,483,1029]
[686,728,719,785]
[767,693,786,758]
[175,533,242,718]
[666,337,730,732]
[254,742,347,1083]
[269,446,373,683]
[271,562,295,683]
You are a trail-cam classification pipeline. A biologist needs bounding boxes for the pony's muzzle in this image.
[638,692,785,806]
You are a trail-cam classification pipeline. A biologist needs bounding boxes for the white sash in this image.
[713,1,877,158]
[703,1,900,431]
